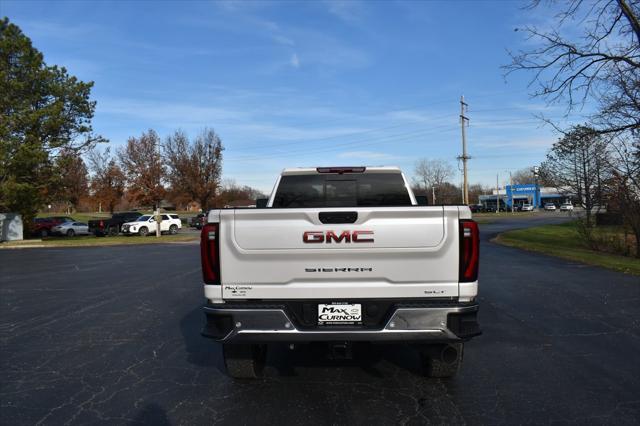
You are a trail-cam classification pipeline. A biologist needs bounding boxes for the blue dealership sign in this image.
[506,184,540,208]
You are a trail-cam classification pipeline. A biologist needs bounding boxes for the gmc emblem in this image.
[303,230,374,243]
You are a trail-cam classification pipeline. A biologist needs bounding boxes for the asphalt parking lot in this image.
[1,216,639,425]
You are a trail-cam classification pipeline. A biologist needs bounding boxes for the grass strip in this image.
[495,222,640,275]
[1,234,198,249]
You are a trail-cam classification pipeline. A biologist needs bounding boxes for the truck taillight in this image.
[201,223,220,285]
[459,220,479,282]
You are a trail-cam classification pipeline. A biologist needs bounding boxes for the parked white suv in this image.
[200,166,480,379]
[121,214,182,236]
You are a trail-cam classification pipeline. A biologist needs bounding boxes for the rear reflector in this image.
[201,223,220,284]
[316,167,366,174]
[459,220,479,282]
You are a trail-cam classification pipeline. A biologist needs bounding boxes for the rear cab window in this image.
[272,172,412,208]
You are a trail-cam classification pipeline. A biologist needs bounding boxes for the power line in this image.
[226,125,460,162]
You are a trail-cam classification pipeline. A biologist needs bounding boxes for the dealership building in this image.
[478,184,575,210]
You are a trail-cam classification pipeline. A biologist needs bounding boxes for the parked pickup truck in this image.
[88,212,141,236]
[200,166,480,379]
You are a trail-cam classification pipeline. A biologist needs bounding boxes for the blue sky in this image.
[3,0,591,192]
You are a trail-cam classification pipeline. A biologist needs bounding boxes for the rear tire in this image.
[138,227,148,237]
[40,229,48,238]
[169,224,178,235]
[420,343,464,378]
[66,229,75,237]
[223,344,267,379]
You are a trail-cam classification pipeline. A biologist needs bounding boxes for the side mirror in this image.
[415,195,428,206]
[256,198,268,208]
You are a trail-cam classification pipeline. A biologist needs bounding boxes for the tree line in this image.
[411,158,547,206]
[28,128,267,215]
[87,128,225,213]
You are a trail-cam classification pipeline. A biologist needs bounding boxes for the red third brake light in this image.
[201,223,220,285]
[316,167,366,174]
[459,220,479,282]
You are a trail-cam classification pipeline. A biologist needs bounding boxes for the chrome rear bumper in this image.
[202,303,480,343]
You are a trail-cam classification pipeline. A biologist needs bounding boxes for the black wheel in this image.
[419,343,464,378]
[108,226,119,236]
[138,227,149,237]
[169,224,178,235]
[40,229,48,238]
[223,344,267,379]
[66,229,75,237]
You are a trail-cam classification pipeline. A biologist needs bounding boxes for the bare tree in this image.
[542,125,611,225]
[437,182,463,204]
[88,147,125,213]
[118,130,165,208]
[511,168,536,185]
[164,128,224,211]
[505,0,640,135]
[216,179,266,207]
[54,149,88,213]
[413,159,455,204]
[608,134,640,257]
[468,183,489,205]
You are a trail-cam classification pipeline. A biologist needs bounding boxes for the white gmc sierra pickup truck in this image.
[200,166,480,378]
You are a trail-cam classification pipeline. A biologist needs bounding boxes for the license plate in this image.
[318,303,362,325]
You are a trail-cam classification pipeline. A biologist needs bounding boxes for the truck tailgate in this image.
[214,206,461,300]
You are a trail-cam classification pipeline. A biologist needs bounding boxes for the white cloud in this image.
[17,19,102,41]
[290,53,300,68]
[97,98,245,127]
[273,34,295,46]
[337,151,402,161]
[473,138,554,150]
[325,0,366,24]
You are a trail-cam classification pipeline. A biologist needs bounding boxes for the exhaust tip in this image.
[441,345,458,364]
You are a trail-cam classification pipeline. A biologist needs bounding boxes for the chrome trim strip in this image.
[204,305,477,342]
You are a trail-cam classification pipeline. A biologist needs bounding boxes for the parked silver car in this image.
[560,202,574,211]
[51,222,90,237]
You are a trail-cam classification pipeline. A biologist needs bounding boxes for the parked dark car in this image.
[469,204,483,213]
[88,212,142,236]
[32,216,75,238]
[189,213,206,229]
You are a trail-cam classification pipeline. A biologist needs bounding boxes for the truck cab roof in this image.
[281,166,402,176]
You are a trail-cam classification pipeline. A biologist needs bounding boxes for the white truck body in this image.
[200,166,480,378]
[204,205,476,302]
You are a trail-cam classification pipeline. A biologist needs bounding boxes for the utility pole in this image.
[458,96,470,205]
[496,173,500,214]
[509,171,514,214]
[533,166,540,211]
[432,186,436,205]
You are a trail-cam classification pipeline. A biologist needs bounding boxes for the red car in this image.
[33,216,75,238]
